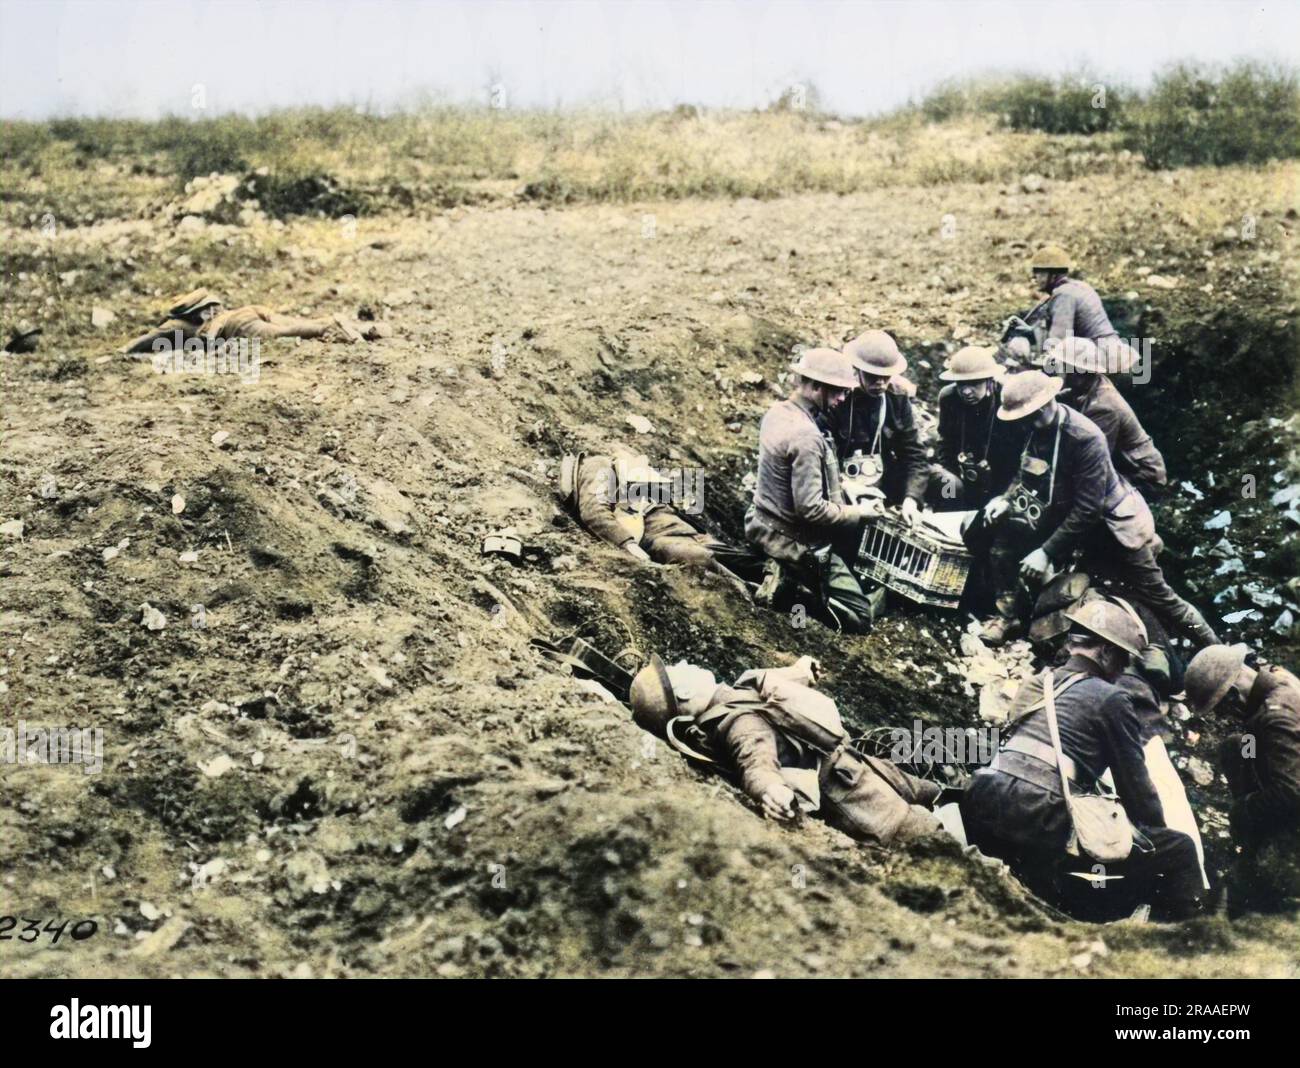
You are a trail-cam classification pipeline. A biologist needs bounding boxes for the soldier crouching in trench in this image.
[960,600,1206,921]
[969,370,1217,651]
[1185,644,1300,913]
[121,288,386,353]
[745,348,883,631]
[628,654,944,846]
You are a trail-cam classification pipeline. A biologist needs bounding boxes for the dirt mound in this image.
[2,157,1299,978]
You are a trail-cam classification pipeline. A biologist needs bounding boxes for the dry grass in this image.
[1,108,1139,229]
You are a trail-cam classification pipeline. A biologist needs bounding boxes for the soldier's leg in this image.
[1101,542,1219,649]
[226,309,360,343]
[1121,825,1206,919]
[818,748,940,845]
[981,524,1037,640]
[821,551,876,634]
[926,464,966,512]
[1226,830,1300,914]
[641,509,719,567]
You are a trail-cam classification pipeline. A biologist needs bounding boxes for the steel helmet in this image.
[996,370,1064,421]
[628,654,679,734]
[1184,643,1251,715]
[1062,599,1148,658]
[1044,336,1101,375]
[1030,245,1072,272]
[844,330,907,377]
[167,287,223,319]
[940,345,1004,382]
[790,347,858,390]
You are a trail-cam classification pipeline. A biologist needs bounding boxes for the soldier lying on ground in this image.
[828,330,928,526]
[628,653,944,846]
[927,345,1022,512]
[121,288,385,353]
[1186,644,1300,912]
[969,370,1217,650]
[960,600,1206,921]
[746,348,883,631]
[559,445,725,566]
[1046,336,1167,497]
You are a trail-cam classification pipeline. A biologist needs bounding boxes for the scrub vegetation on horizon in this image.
[2,58,1297,228]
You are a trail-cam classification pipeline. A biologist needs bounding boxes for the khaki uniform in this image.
[746,393,875,631]
[1063,374,1166,494]
[1219,665,1300,909]
[1024,277,1140,370]
[122,305,357,353]
[828,379,929,506]
[930,380,1023,510]
[689,660,941,845]
[980,406,1216,647]
[573,454,721,566]
[963,656,1205,919]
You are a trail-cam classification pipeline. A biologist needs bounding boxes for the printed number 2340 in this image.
[0,916,98,944]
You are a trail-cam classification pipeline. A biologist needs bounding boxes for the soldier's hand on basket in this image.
[1019,547,1051,583]
[759,782,797,821]
[899,497,919,527]
[848,499,884,521]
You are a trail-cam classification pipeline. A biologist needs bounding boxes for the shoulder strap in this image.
[1041,669,1075,806]
[1006,670,1088,729]
[665,717,720,765]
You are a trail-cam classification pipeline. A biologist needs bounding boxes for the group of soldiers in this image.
[564,243,1300,921]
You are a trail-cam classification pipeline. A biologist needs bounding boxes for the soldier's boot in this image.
[325,315,363,344]
[866,586,887,622]
[979,615,1023,646]
[980,591,1025,646]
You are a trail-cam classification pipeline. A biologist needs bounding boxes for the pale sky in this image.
[1,0,1296,119]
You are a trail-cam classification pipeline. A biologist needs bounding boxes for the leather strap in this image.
[984,751,1072,797]
[1005,670,1088,730]
[1004,734,1080,782]
[1042,669,1080,809]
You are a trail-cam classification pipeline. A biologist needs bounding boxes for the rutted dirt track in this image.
[2,159,1299,977]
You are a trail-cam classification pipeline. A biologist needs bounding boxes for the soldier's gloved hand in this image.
[760,782,797,821]
[983,496,1010,523]
[1019,547,1051,583]
[899,497,919,527]
[624,542,651,562]
[848,499,884,521]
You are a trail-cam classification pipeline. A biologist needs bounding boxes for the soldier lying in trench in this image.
[121,288,385,353]
[560,445,724,565]
[628,653,944,846]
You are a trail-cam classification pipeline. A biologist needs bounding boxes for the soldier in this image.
[1047,336,1167,496]
[628,653,942,845]
[1185,644,1300,911]
[121,288,381,353]
[961,601,1206,921]
[974,371,1216,649]
[828,330,928,526]
[1018,245,1139,373]
[560,447,723,566]
[746,348,881,632]
[928,345,1020,511]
